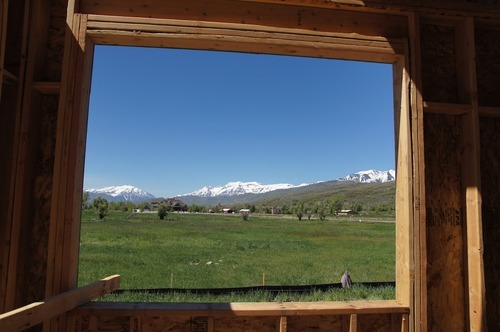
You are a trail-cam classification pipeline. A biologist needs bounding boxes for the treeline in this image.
[82,192,394,221]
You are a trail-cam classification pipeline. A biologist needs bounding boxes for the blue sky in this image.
[84,45,394,197]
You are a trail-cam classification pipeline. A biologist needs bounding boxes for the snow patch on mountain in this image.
[338,169,395,183]
[181,181,306,197]
[85,185,155,202]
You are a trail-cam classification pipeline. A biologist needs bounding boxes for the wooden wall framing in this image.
[1,1,499,331]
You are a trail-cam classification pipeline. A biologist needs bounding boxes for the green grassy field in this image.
[79,211,395,301]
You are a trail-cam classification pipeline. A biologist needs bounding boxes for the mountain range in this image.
[84,169,395,204]
[85,185,156,203]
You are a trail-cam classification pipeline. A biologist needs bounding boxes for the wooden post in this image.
[455,17,486,332]
[408,12,427,332]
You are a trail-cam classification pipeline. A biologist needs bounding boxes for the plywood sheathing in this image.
[45,0,67,81]
[480,117,500,330]
[424,114,465,331]
[420,24,457,103]
[475,28,500,108]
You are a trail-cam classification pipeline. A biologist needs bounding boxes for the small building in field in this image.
[150,198,188,212]
[337,209,357,216]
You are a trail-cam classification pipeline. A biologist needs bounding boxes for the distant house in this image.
[150,198,188,212]
[222,208,234,214]
[337,209,357,216]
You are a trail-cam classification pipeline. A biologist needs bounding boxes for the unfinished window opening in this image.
[79,45,396,302]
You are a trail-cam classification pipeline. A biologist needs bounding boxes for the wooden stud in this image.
[408,12,426,332]
[0,0,8,100]
[349,314,357,332]
[278,316,287,332]
[455,17,486,332]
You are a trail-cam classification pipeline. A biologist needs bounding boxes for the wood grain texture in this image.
[480,117,500,331]
[79,0,409,39]
[420,24,457,103]
[424,113,466,331]
[475,28,500,108]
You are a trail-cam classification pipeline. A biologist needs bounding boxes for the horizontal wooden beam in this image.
[0,275,120,332]
[423,101,471,115]
[86,15,402,63]
[232,0,500,19]
[71,300,409,317]
[79,0,409,39]
[32,81,61,94]
[479,106,500,118]
[423,101,500,117]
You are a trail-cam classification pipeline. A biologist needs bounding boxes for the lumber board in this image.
[456,17,486,332]
[0,275,120,332]
[479,117,500,331]
[230,0,500,18]
[88,30,399,63]
[32,82,61,94]
[84,15,403,63]
[408,13,427,332]
[46,12,86,301]
[0,0,8,100]
[71,300,409,317]
[78,0,409,39]
[479,106,500,117]
[393,48,412,311]
[423,101,471,115]
[86,15,403,52]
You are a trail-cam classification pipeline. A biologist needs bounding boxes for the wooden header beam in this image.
[233,0,500,18]
[86,15,403,63]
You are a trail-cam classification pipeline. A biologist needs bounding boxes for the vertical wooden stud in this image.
[408,12,427,332]
[278,316,287,332]
[349,314,357,332]
[0,0,8,99]
[455,17,486,332]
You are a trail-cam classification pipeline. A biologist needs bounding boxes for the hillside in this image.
[179,180,395,209]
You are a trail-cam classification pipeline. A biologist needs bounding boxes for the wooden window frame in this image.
[50,11,419,323]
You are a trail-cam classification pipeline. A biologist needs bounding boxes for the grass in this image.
[79,211,395,301]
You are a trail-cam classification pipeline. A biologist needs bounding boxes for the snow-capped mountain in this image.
[85,185,155,202]
[338,169,395,183]
[181,181,304,197]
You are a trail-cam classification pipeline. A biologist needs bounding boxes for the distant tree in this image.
[305,203,313,220]
[82,191,90,210]
[351,202,363,213]
[330,197,345,214]
[93,197,109,220]
[313,203,326,220]
[158,204,168,220]
[294,202,305,221]
[126,201,135,212]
